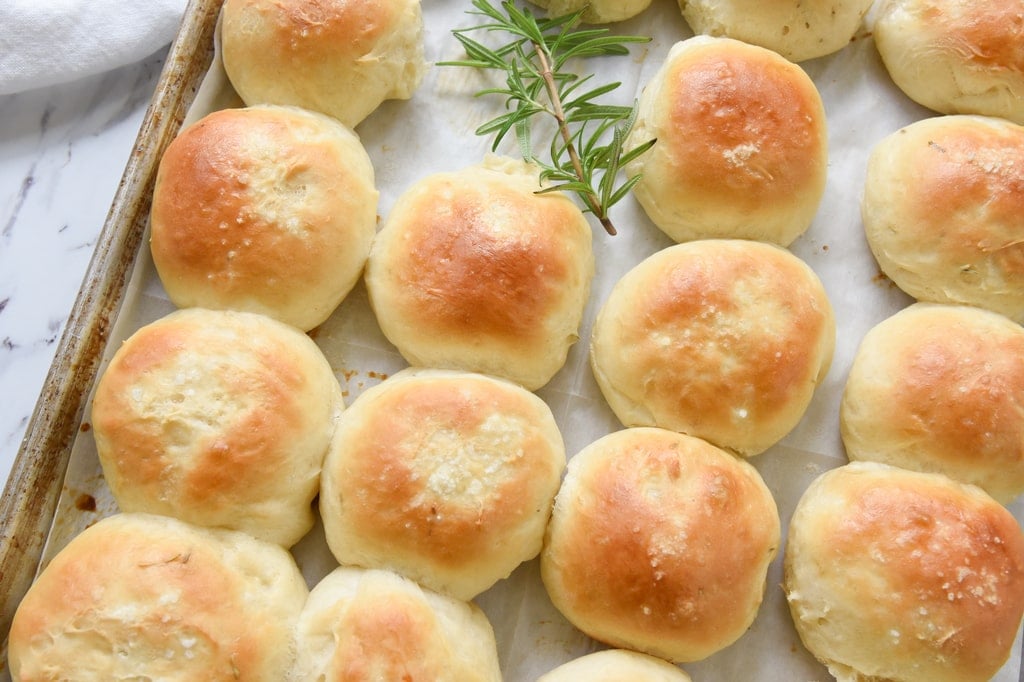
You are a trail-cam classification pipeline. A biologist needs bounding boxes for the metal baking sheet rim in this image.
[0,0,226,666]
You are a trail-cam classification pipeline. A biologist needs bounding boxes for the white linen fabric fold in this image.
[0,0,188,95]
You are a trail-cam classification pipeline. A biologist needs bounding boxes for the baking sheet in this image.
[7,0,1024,679]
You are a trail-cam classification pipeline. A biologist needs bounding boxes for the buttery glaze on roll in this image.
[590,239,835,456]
[8,513,308,681]
[319,368,566,600]
[873,0,1024,124]
[292,566,502,681]
[625,36,828,246]
[841,303,1024,503]
[221,0,427,128]
[679,0,874,62]
[862,114,1024,322]
[365,156,595,391]
[785,462,1024,682]
[150,104,379,331]
[91,308,343,548]
[541,427,781,663]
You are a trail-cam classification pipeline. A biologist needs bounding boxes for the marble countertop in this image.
[0,50,169,491]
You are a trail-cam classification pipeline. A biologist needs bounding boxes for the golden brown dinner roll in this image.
[841,303,1024,503]
[293,566,502,681]
[784,462,1024,682]
[91,307,343,547]
[319,368,566,600]
[541,428,781,663]
[679,0,874,62]
[526,0,652,23]
[220,0,426,128]
[364,156,595,391]
[862,114,1024,322]
[150,104,378,331]
[873,0,1024,124]
[590,239,835,456]
[624,36,828,246]
[538,649,693,681]
[8,513,308,681]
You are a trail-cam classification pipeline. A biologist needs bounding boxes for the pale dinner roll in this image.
[841,303,1024,503]
[590,239,835,456]
[91,307,343,547]
[365,156,594,391]
[319,368,566,600]
[8,513,308,681]
[862,114,1024,322]
[873,0,1024,124]
[624,36,828,246]
[538,649,693,681]
[292,566,502,682]
[150,104,378,331]
[526,0,652,23]
[679,0,874,62]
[541,428,781,663]
[221,0,426,128]
[785,462,1024,682]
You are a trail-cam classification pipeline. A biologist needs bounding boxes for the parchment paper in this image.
[32,0,1024,680]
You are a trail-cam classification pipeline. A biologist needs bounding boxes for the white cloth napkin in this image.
[0,0,188,95]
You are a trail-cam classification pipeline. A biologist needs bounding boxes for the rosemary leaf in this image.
[439,0,654,236]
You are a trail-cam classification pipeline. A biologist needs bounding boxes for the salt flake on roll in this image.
[590,239,835,457]
[785,462,1024,682]
[150,105,379,332]
[541,427,781,663]
[625,36,828,246]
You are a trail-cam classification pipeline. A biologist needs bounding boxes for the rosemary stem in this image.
[531,41,618,236]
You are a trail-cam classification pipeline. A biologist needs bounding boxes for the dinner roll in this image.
[526,0,652,24]
[541,428,781,663]
[365,156,594,391]
[785,462,1024,682]
[150,104,378,331]
[841,303,1024,503]
[862,114,1024,322]
[590,239,835,456]
[319,368,566,600]
[679,0,874,62]
[293,566,502,681]
[624,36,828,246]
[221,0,426,128]
[538,649,693,681]
[91,307,343,547]
[873,0,1024,124]
[8,513,308,681]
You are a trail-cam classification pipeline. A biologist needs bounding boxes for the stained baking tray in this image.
[2,0,1023,679]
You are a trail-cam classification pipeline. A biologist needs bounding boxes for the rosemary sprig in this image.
[440,0,656,236]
